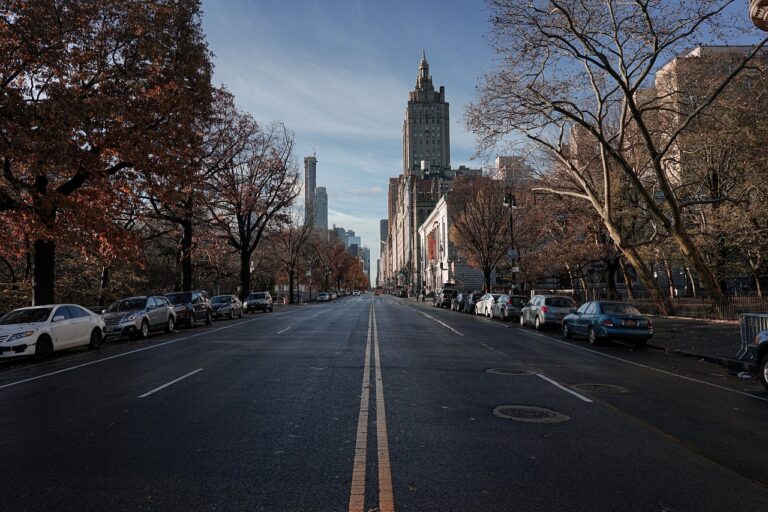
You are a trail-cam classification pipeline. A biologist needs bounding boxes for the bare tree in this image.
[468,0,768,312]
[273,210,315,304]
[208,122,300,298]
[449,176,508,292]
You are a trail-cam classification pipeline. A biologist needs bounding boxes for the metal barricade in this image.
[738,313,768,360]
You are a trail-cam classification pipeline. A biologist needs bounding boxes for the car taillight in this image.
[540,306,550,313]
[602,319,614,327]
[647,319,653,329]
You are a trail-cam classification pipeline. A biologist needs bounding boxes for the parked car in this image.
[520,295,577,330]
[353,290,361,296]
[434,289,457,308]
[210,295,243,320]
[165,291,213,326]
[561,301,653,347]
[0,304,105,359]
[463,291,485,314]
[451,292,467,312]
[244,291,274,312]
[317,292,330,302]
[751,330,768,391]
[492,294,529,322]
[475,293,500,317]
[102,296,176,339]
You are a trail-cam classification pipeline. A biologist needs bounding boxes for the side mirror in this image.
[101,309,106,315]
[52,315,65,322]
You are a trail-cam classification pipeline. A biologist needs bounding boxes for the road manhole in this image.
[571,383,633,394]
[493,405,569,423]
[485,368,535,376]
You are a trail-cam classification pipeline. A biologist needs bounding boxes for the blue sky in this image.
[201,0,497,283]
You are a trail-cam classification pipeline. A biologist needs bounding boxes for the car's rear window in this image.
[545,297,574,307]
[250,293,266,299]
[511,297,527,307]
[601,303,641,315]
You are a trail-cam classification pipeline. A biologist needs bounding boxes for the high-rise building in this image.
[403,51,450,176]
[380,219,388,243]
[304,155,317,223]
[382,53,482,292]
[313,187,328,233]
[493,156,534,188]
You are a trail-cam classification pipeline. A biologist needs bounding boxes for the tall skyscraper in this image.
[379,219,388,243]
[313,187,328,233]
[403,51,450,176]
[304,155,317,222]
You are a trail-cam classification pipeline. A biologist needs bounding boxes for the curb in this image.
[648,342,754,372]
[649,314,738,325]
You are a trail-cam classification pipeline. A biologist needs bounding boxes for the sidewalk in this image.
[646,316,752,371]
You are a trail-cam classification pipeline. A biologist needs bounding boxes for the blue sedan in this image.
[561,301,653,347]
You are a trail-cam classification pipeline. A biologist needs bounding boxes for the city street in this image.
[2,296,768,511]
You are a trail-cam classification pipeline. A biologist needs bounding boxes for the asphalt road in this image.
[2,295,768,511]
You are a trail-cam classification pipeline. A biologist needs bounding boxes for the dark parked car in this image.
[451,292,467,312]
[244,291,273,313]
[463,291,484,314]
[210,295,243,320]
[491,294,529,322]
[561,301,653,347]
[520,295,577,330]
[165,291,213,327]
[102,295,176,339]
[434,289,457,308]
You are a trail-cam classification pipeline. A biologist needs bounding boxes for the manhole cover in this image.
[493,405,569,423]
[571,383,633,394]
[486,368,535,376]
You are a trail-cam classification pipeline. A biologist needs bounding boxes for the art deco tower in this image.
[402,51,450,176]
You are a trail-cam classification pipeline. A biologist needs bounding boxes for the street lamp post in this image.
[503,190,518,294]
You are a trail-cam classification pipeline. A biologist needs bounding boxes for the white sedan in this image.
[475,293,500,318]
[0,304,105,359]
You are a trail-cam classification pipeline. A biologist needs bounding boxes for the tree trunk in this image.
[619,258,635,300]
[686,267,698,298]
[483,267,491,293]
[623,247,672,315]
[239,250,251,300]
[288,266,295,304]
[32,238,56,305]
[181,219,193,291]
[671,229,723,299]
[662,257,675,299]
[605,257,619,300]
[579,276,589,301]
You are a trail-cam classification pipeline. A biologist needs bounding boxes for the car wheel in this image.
[139,320,150,339]
[35,335,53,360]
[238,308,243,318]
[205,311,212,324]
[88,328,102,350]
[760,353,768,392]
[165,316,175,333]
[534,316,542,331]
[230,309,235,320]
[588,327,600,346]
[501,309,507,322]
[562,322,572,339]
[520,314,526,327]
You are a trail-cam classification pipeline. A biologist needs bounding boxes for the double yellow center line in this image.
[348,302,394,512]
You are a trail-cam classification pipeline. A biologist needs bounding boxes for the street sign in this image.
[507,249,519,260]
[511,266,520,273]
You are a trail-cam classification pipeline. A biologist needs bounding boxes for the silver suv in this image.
[102,296,176,339]
[244,291,273,313]
[520,295,577,330]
